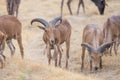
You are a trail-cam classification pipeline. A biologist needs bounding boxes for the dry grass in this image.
[0,0,120,80]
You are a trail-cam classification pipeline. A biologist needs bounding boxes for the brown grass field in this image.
[0,0,120,80]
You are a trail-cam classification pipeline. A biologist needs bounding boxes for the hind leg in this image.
[16,5,19,17]
[65,39,70,69]
[1,54,6,61]
[6,40,15,57]
[67,0,73,15]
[0,55,5,69]
[16,9,18,18]
[61,0,64,16]
[16,35,24,59]
[77,0,85,15]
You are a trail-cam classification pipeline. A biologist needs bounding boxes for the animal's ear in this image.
[55,19,62,26]
[38,26,45,31]
[54,19,62,28]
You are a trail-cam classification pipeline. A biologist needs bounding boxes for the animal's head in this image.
[0,31,7,53]
[91,0,106,15]
[31,16,62,45]
[81,41,114,71]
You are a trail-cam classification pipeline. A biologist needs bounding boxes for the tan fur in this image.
[81,24,104,71]
[103,15,120,55]
[43,19,71,68]
[0,15,24,59]
[31,18,71,68]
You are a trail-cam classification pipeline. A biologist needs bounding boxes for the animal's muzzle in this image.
[50,40,55,45]
[95,67,98,71]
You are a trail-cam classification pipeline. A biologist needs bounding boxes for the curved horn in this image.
[97,41,115,53]
[31,18,49,27]
[49,16,62,25]
[81,43,95,53]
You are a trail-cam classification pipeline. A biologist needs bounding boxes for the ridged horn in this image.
[97,41,115,53]
[49,16,62,26]
[31,18,49,27]
[81,43,95,53]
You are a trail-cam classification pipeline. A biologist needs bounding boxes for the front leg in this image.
[89,52,93,71]
[81,46,86,71]
[100,56,102,69]
[43,45,47,55]
[46,44,51,65]
[57,45,62,67]
[53,45,58,67]
[90,59,92,71]
[114,42,118,55]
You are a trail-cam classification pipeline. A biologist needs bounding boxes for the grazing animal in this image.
[61,0,106,16]
[81,24,114,71]
[31,16,71,68]
[6,0,21,17]
[0,15,24,59]
[0,31,7,69]
[61,0,85,15]
[103,15,120,55]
